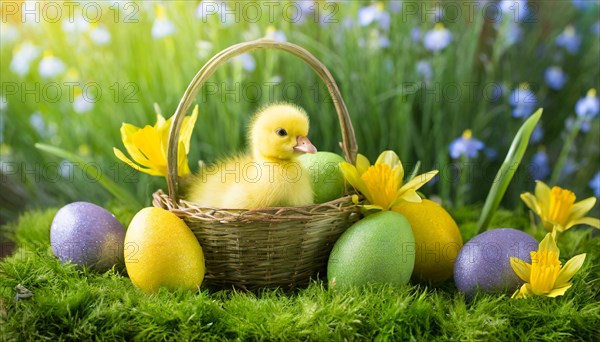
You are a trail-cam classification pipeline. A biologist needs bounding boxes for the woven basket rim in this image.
[153,189,359,221]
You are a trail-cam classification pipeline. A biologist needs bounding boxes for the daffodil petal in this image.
[120,123,155,167]
[397,189,422,204]
[133,125,165,167]
[121,126,159,169]
[177,140,191,177]
[159,119,171,159]
[355,154,371,175]
[340,162,372,200]
[546,284,572,298]
[549,222,566,233]
[180,105,199,154]
[568,217,600,229]
[538,232,560,258]
[375,150,400,168]
[567,197,596,222]
[113,147,164,176]
[402,170,438,190]
[510,257,531,283]
[392,164,404,190]
[156,113,166,128]
[555,253,586,288]
[362,204,384,211]
[520,192,540,214]
[512,284,529,299]
[534,180,551,215]
[120,122,140,139]
[113,147,133,165]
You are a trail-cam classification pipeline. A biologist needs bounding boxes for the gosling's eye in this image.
[276,128,288,137]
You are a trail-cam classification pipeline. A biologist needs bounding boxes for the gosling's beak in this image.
[294,136,317,154]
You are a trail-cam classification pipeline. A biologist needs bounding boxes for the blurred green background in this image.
[1,0,599,224]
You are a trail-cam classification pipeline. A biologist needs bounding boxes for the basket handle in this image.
[167,39,358,202]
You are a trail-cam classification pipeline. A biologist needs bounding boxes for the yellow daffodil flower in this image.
[113,106,198,177]
[521,180,600,233]
[340,150,438,211]
[510,232,586,299]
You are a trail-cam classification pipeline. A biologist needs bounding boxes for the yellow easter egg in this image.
[124,207,205,293]
[393,199,463,283]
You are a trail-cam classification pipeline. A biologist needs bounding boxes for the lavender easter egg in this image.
[454,228,538,297]
[51,202,125,272]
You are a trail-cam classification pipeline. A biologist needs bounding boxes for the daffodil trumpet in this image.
[510,232,586,299]
[521,180,600,233]
[339,150,438,211]
[114,105,198,178]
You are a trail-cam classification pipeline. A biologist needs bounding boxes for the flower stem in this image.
[549,116,583,186]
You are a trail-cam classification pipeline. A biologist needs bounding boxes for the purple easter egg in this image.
[454,228,538,297]
[50,202,125,272]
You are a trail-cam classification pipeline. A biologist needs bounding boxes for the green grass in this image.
[1,207,599,340]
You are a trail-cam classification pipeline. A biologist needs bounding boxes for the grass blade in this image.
[35,143,143,209]
[475,109,543,234]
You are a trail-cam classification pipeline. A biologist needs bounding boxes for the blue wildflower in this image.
[1,22,18,43]
[529,149,550,180]
[556,25,581,54]
[232,53,256,72]
[30,112,46,136]
[505,22,523,46]
[292,1,317,24]
[89,25,111,46]
[566,116,592,133]
[411,27,422,43]
[61,15,90,34]
[73,88,93,114]
[544,66,567,90]
[389,1,402,13]
[572,0,596,10]
[531,126,543,144]
[342,16,355,30]
[416,60,433,82]
[449,130,485,159]
[377,35,391,48]
[486,82,505,103]
[499,0,529,22]
[196,40,214,60]
[484,148,499,161]
[38,51,66,78]
[510,83,537,118]
[358,29,390,50]
[589,171,600,197]
[10,41,40,76]
[265,26,287,42]
[424,23,452,52]
[592,21,600,35]
[430,6,444,22]
[152,5,176,39]
[575,89,599,118]
[560,158,577,179]
[357,3,390,30]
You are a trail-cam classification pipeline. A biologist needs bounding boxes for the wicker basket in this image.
[152,39,361,290]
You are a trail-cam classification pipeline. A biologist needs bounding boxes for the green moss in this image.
[1,207,599,340]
